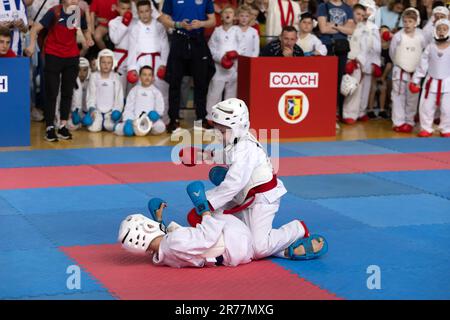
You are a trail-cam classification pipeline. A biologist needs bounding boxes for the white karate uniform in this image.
[266,0,301,39]
[153,214,254,268]
[127,19,170,123]
[413,43,450,134]
[296,33,327,56]
[206,25,243,120]
[237,26,260,57]
[389,29,427,127]
[0,0,28,55]
[205,133,307,260]
[121,83,166,135]
[343,21,381,120]
[67,77,89,130]
[86,71,124,131]
[108,16,136,94]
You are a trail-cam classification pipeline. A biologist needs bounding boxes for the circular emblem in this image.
[277,89,310,124]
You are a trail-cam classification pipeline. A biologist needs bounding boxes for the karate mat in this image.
[1,138,449,300]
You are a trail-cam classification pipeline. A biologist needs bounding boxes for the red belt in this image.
[136,52,161,70]
[425,77,443,107]
[222,174,278,215]
[114,48,128,71]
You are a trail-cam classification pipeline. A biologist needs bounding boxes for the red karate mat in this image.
[2,152,450,190]
[62,244,342,300]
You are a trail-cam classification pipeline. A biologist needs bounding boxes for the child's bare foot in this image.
[293,237,325,256]
[155,203,166,222]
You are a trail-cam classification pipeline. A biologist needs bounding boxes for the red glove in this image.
[409,82,421,94]
[187,207,202,227]
[221,55,234,69]
[179,146,202,167]
[127,70,138,84]
[382,31,393,42]
[122,11,133,26]
[345,60,358,75]
[372,64,382,78]
[225,50,239,60]
[156,65,166,80]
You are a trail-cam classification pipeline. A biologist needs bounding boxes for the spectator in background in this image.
[297,12,327,56]
[237,4,260,57]
[159,0,217,133]
[375,0,406,31]
[317,0,354,119]
[90,0,118,49]
[260,25,304,56]
[266,0,301,41]
[0,26,16,57]
[25,0,95,142]
[0,0,28,56]
[367,25,393,120]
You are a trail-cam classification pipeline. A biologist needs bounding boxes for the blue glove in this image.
[303,51,313,57]
[148,197,167,226]
[148,110,160,122]
[208,166,228,186]
[71,109,81,125]
[111,110,122,122]
[123,119,134,136]
[186,181,211,215]
[82,108,95,126]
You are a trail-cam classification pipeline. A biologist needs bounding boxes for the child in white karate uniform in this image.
[411,19,450,138]
[114,66,166,136]
[83,49,124,132]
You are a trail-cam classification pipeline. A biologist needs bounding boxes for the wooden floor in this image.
[2,109,423,151]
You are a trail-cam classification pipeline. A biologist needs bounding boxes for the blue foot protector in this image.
[186,181,211,215]
[208,166,228,186]
[148,197,167,226]
[288,234,328,260]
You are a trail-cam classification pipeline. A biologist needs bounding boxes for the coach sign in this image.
[0,58,30,147]
[237,56,337,139]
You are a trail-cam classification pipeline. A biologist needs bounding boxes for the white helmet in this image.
[359,0,377,22]
[434,18,450,42]
[403,7,421,27]
[79,57,91,79]
[211,98,250,145]
[432,6,449,22]
[133,113,152,136]
[340,74,359,97]
[118,214,166,255]
[96,49,117,71]
[103,111,116,132]
[87,110,103,132]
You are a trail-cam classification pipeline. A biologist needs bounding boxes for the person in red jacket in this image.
[90,0,119,49]
[24,0,94,142]
[0,27,16,58]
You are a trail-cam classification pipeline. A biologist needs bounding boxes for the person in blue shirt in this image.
[317,0,355,120]
[159,0,217,133]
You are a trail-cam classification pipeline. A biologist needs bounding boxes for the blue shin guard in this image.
[208,166,228,186]
[186,181,211,215]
